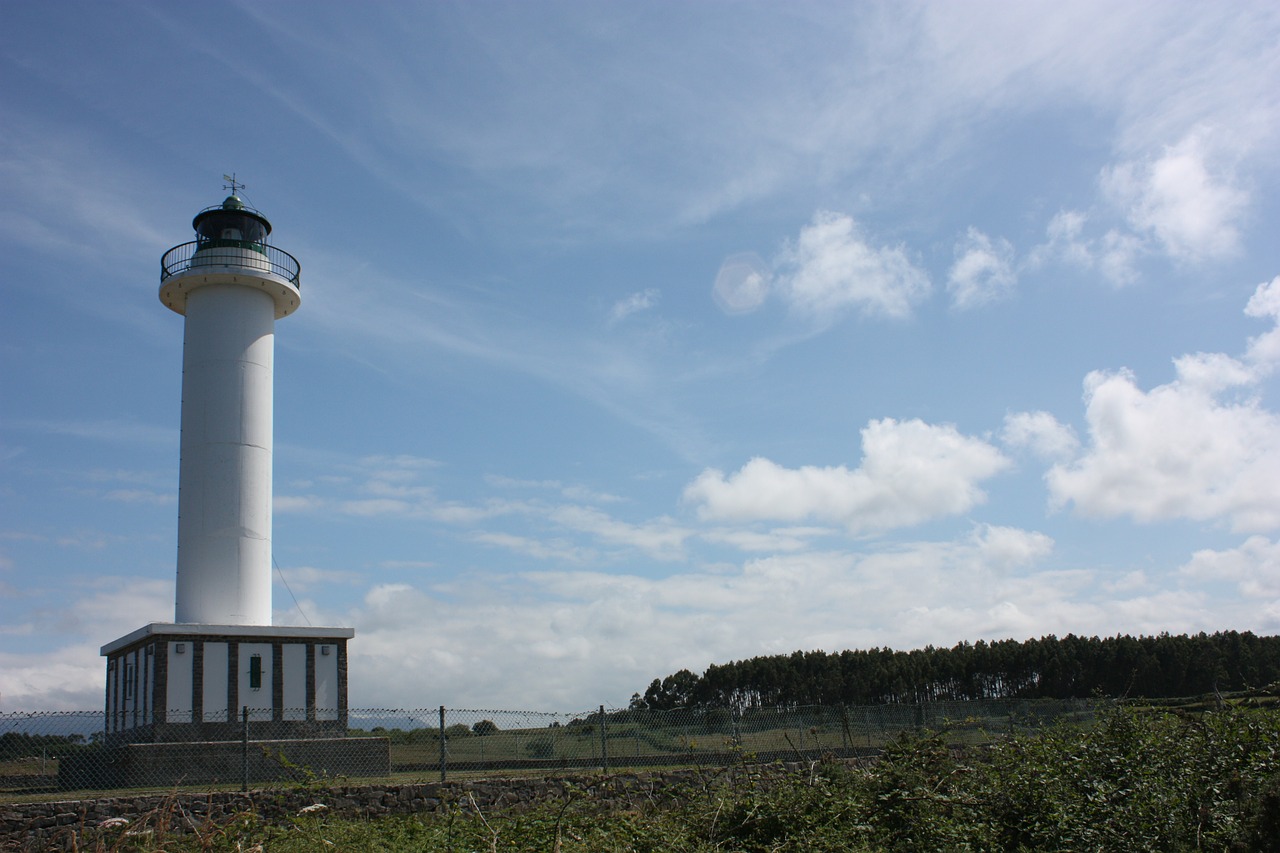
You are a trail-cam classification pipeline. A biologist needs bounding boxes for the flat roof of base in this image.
[102,622,355,655]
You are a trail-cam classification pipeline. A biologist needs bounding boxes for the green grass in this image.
[384,707,1043,769]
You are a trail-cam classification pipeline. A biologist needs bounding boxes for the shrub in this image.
[525,737,555,759]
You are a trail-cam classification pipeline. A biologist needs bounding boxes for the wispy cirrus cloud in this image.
[485,475,623,505]
[469,531,596,564]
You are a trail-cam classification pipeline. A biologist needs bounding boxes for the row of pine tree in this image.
[633,631,1280,710]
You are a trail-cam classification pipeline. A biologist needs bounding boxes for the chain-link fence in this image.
[1,698,1098,800]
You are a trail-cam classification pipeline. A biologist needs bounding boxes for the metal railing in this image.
[1,698,1098,800]
[161,241,301,286]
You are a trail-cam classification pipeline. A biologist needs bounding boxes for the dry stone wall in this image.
[2,763,819,850]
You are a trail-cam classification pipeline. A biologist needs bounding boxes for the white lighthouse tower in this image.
[163,188,295,625]
[90,183,379,784]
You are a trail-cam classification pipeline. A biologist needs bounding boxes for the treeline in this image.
[633,631,1280,711]
[0,732,88,760]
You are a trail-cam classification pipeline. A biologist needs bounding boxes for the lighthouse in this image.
[90,183,377,782]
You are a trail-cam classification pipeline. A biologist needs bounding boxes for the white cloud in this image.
[1103,128,1248,262]
[362,454,444,481]
[103,489,175,505]
[700,526,828,553]
[1033,210,1093,269]
[1244,276,1280,369]
[1181,536,1280,600]
[279,449,696,562]
[0,645,106,711]
[1047,357,1280,532]
[65,577,172,640]
[279,454,531,524]
[485,475,623,505]
[610,288,660,323]
[0,575,173,710]
[1030,211,1142,286]
[469,531,595,564]
[1001,411,1080,461]
[948,228,1017,309]
[55,531,130,551]
[547,505,691,561]
[339,498,412,517]
[1096,229,1144,286]
[1246,276,1280,322]
[775,212,931,321]
[559,484,624,505]
[341,528,1061,708]
[427,501,526,525]
[684,418,1009,532]
[1105,570,1149,593]
[969,524,1055,570]
[272,566,364,591]
[715,211,931,325]
[1036,279,1280,533]
[274,494,329,513]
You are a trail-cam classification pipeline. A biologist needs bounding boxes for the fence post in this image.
[439,705,447,783]
[241,705,249,792]
[599,705,608,775]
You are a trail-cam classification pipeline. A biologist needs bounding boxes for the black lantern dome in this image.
[192,194,272,249]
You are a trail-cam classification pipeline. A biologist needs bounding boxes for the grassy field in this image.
[371,701,1092,772]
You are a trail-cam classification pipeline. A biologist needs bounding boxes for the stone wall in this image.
[3,763,813,850]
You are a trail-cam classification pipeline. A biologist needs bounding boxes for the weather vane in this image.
[222,172,244,196]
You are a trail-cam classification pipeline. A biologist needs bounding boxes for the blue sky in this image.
[3,1,1280,712]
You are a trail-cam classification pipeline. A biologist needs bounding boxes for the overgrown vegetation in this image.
[77,704,1280,852]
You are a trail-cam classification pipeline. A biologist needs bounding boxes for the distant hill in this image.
[631,631,1280,710]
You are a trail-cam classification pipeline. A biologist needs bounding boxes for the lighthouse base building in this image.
[101,624,353,743]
